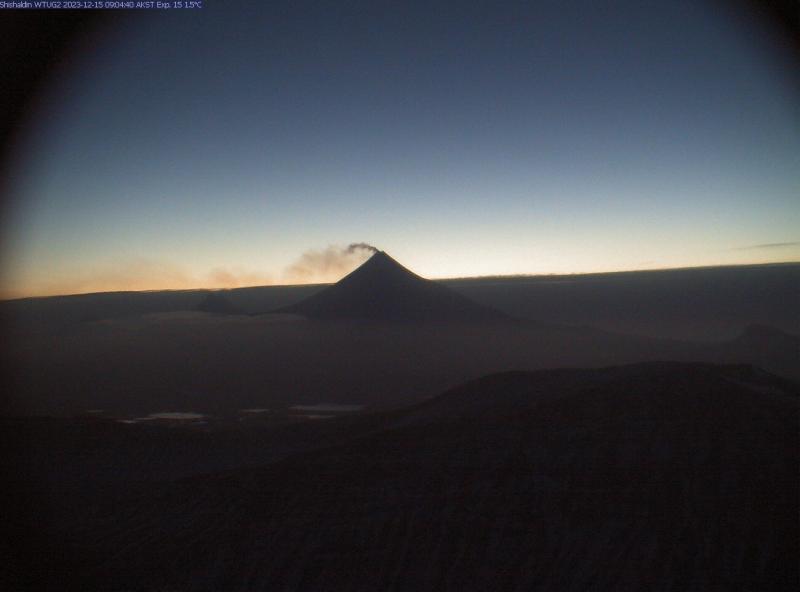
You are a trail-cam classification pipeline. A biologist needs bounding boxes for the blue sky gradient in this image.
[2,0,798,297]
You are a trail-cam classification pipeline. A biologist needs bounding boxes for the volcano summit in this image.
[279,250,508,322]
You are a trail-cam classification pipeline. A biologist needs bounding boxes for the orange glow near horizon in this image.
[2,247,798,301]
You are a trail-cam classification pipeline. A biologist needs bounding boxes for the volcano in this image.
[279,250,508,322]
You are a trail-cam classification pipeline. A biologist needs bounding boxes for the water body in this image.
[290,404,364,413]
[116,412,206,424]
[145,412,205,420]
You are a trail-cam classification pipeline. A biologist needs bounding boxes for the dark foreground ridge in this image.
[278,250,509,321]
[196,291,243,315]
[14,361,795,591]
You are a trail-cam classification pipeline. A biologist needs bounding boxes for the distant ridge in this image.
[278,250,509,322]
[400,360,800,425]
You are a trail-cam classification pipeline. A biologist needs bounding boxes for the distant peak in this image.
[276,250,509,322]
[348,250,423,280]
[368,250,390,260]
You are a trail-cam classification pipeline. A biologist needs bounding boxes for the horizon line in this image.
[2,259,798,303]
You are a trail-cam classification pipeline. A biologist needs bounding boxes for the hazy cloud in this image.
[28,259,197,297]
[207,267,272,288]
[5,258,273,298]
[734,241,800,251]
[1,244,377,298]
[283,243,378,284]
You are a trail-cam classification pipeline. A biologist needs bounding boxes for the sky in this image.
[1,0,798,298]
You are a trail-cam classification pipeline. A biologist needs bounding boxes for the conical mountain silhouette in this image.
[280,251,508,322]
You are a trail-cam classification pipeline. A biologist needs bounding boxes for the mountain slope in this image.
[278,251,509,322]
[73,362,798,591]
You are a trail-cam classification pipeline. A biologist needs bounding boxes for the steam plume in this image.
[284,243,379,284]
[346,242,379,254]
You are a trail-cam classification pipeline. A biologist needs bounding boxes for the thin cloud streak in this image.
[733,242,800,251]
